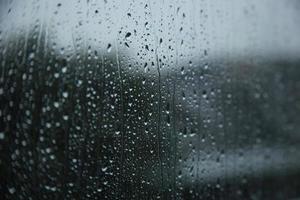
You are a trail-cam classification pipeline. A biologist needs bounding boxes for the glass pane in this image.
[1,0,300,199]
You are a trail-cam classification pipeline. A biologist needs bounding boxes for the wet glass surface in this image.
[1,0,300,199]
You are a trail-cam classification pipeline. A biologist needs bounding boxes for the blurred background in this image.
[1,0,300,199]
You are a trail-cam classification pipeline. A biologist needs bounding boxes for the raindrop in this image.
[125,32,131,39]
[62,92,69,98]
[0,132,4,140]
[8,187,16,194]
[107,43,112,52]
[102,167,108,172]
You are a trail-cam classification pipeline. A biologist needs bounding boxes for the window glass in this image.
[1,0,300,199]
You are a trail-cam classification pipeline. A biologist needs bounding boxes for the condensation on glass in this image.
[1,0,300,199]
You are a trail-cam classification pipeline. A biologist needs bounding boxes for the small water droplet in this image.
[54,102,60,108]
[8,187,16,194]
[62,67,67,73]
[125,32,131,39]
[0,132,4,140]
[62,92,69,98]
[107,43,112,52]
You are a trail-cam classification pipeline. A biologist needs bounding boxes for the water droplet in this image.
[107,43,112,52]
[54,102,60,108]
[0,132,4,140]
[125,32,131,39]
[8,187,16,194]
[62,67,67,73]
[102,167,108,172]
[62,92,69,98]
